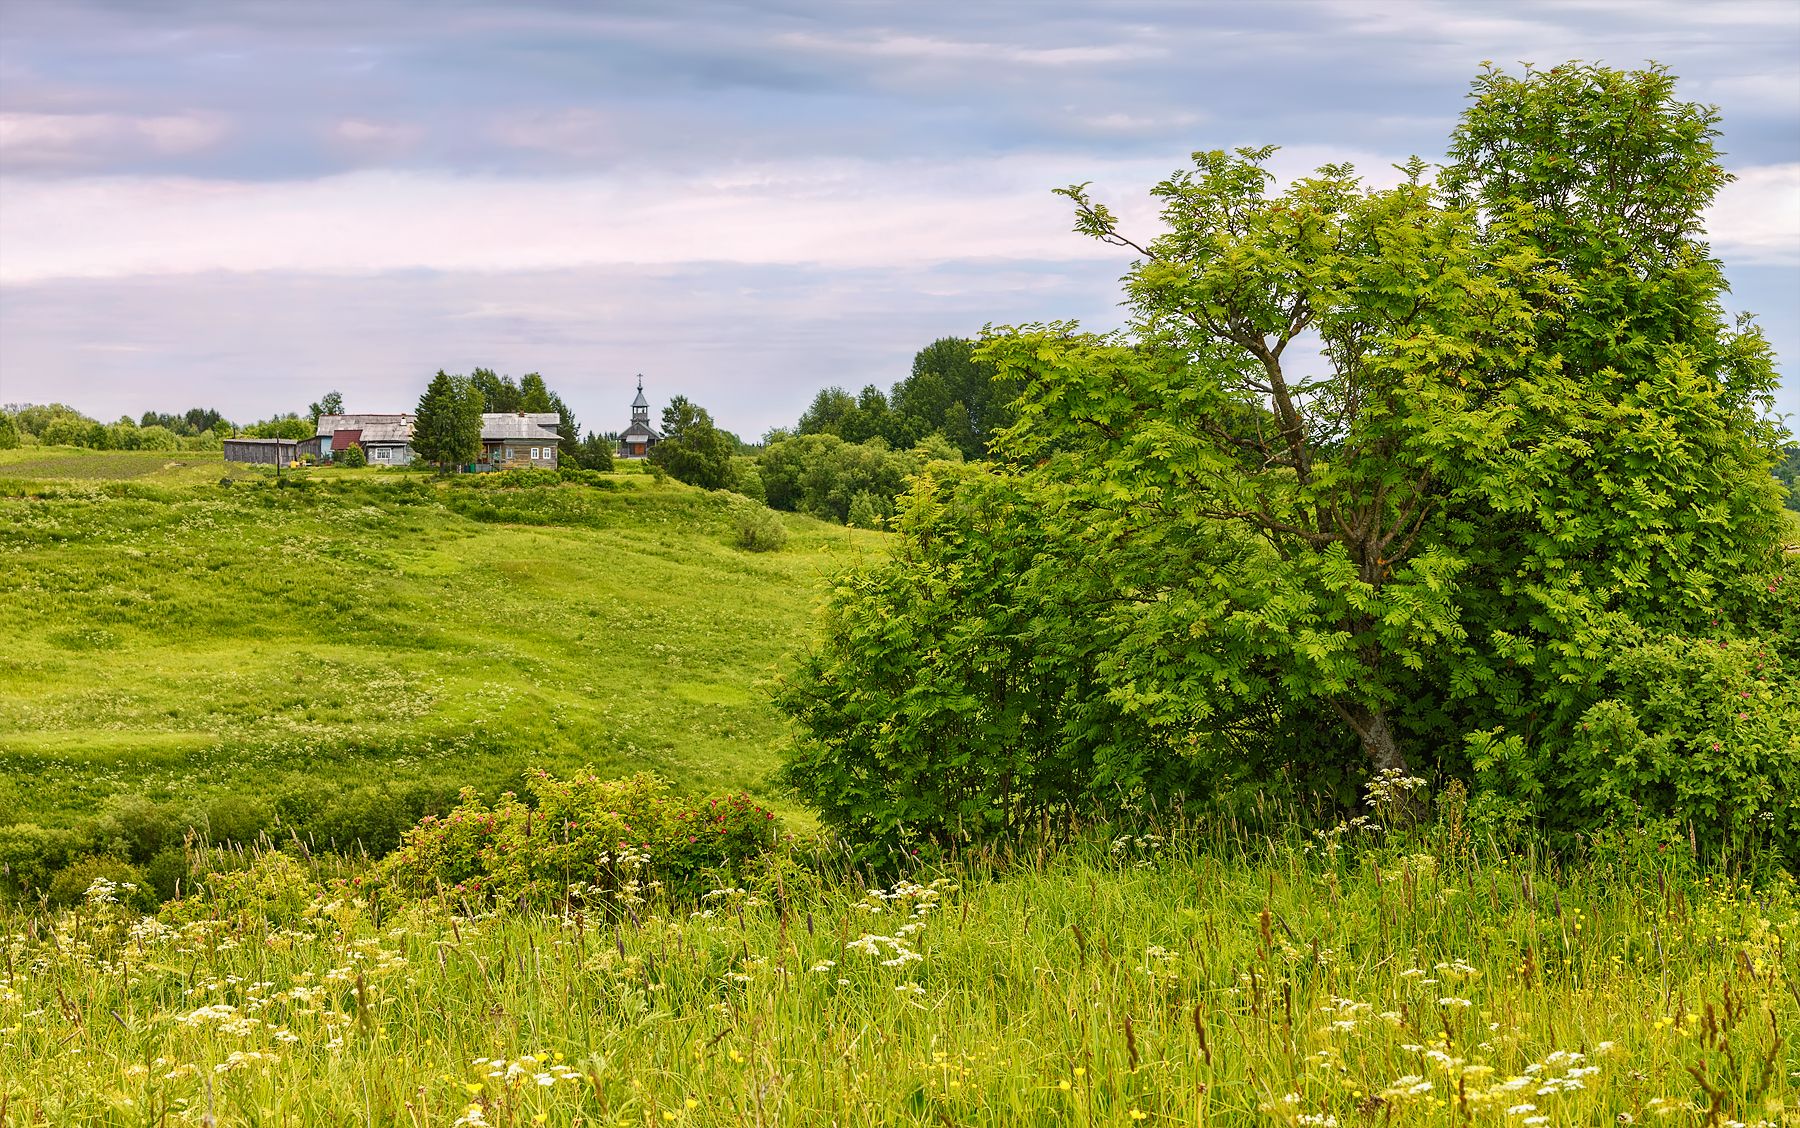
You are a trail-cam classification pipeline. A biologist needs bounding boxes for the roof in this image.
[631,387,649,410]
[481,412,562,441]
[223,437,298,447]
[316,413,411,438]
[621,423,660,441]
[357,422,415,444]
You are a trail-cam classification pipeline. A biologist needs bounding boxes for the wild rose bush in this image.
[378,771,787,907]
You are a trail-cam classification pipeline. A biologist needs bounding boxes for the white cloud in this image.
[0,158,1168,283]
[328,118,423,151]
[1707,163,1800,265]
[0,111,228,168]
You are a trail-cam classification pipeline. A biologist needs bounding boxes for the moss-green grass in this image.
[0,451,880,827]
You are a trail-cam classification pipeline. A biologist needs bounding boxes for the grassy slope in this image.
[0,449,880,826]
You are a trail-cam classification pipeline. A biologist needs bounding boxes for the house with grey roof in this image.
[311,413,419,466]
[307,410,562,469]
[478,412,562,469]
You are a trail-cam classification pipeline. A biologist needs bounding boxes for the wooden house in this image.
[310,414,416,464]
[477,413,562,469]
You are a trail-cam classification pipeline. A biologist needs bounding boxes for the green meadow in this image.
[0,448,879,829]
[3,447,1796,1126]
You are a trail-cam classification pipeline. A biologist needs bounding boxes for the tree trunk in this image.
[1335,700,1408,774]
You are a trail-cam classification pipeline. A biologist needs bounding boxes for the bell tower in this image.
[631,376,650,428]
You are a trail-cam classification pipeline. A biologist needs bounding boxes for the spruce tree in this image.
[414,370,481,472]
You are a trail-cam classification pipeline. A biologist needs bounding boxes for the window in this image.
[376,449,389,461]
[530,447,540,460]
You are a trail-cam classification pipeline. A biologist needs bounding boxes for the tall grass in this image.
[3,806,1793,1126]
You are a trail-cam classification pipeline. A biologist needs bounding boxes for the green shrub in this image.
[730,458,766,505]
[0,823,81,900]
[380,771,787,907]
[846,490,887,530]
[46,855,154,912]
[731,502,789,553]
[143,846,192,902]
[311,786,411,857]
[204,794,273,846]
[336,442,367,468]
[162,850,321,926]
[1471,630,1800,856]
[94,795,189,862]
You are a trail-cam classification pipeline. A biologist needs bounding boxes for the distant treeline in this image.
[643,337,1012,528]
[0,403,263,451]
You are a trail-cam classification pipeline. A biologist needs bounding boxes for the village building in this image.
[222,437,301,466]
[306,414,415,463]
[478,412,562,469]
[307,411,561,468]
[618,376,660,458]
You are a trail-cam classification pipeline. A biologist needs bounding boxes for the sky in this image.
[1,0,1796,439]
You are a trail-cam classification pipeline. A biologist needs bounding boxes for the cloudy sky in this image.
[2,0,1796,437]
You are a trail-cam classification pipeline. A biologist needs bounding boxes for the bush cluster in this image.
[379,771,790,907]
[0,781,458,906]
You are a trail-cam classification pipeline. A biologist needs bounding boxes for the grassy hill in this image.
[0,449,881,830]
[3,449,1795,1124]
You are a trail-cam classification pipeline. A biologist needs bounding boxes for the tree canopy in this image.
[794,337,1016,459]
[413,371,483,471]
[780,62,1797,861]
[649,395,735,490]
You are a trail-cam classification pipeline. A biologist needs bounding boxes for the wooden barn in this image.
[223,437,300,466]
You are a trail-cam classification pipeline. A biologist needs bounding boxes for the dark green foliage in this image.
[0,824,81,901]
[518,373,554,413]
[570,430,615,471]
[0,412,21,450]
[794,339,1016,459]
[1482,631,1798,849]
[143,846,191,902]
[730,457,766,505]
[781,464,1242,857]
[336,441,367,468]
[242,413,312,440]
[9,403,235,451]
[205,794,274,846]
[757,432,959,525]
[649,395,735,489]
[413,370,483,471]
[306,392,343,424]
[379,771,787,906]
[46,855,154,911]
[470,368,522,412]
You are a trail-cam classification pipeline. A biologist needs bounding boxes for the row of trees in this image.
[0,402,304,451]
[778,63,1800,862]
[793,337,1014,460]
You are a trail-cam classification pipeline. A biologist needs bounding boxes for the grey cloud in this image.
[6,0,1792,178]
